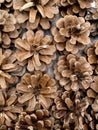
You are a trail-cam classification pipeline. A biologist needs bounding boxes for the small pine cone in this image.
[0,9,16,32]
[51,15,90,54]
[58,0,98,36]
[0,48,25,76]
[86,76,98,129]
[87,40,98,74]
[15,30,56,72]
[16,71,57,111]
[0,10,21,48]
[87,76,98,99]
[58,0,94,17]
[85,1,98,36]
[0,87,23,129]
[53,90,89,130]
[0,48,20,89]
[54,54,93,91]
[15,109,54,130]
[83,96,98,130]
[13,0,59,30]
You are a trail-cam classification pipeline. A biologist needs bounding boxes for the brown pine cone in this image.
[58,0,98,36]
[87,40,98,74]
[16,71,57,112]
[54,54,93,91]
[53,90,90,130]
[58,0,93,17]
[51,15,90,54]
[87,75,98,99]
[85,0,98,36]
[15,109,54,130]
[13,0,59,30]
[0,87,23,130]
[0,10,21,48]
[80,76,98,129]
[0,49,20,89]
[15,30,56,72]
[90,96,98,130]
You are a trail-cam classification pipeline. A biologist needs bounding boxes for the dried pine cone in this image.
[0,10,21,48]
[0,48,25,75]
[0,48,20,89]
[15,109,54,130]
[53,90,90,130]
[58,0,94,17]
[51,15,90,54]
[13,0,59,30]
[85,0,98,36]
[16,71,57,112]
[15,30,56,72]
[82,76,98,129]
[54,54,93,91]
[58,0,98,36]
[87,40,98,74]
[83,97,98,129]
[0,87,23,130]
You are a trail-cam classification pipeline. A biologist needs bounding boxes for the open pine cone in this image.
[0,9,21,48]
[58,0,98,36]
[54,54,93,91]
[58,0,94,16]
[16,71,57,112]
[53,90,90,130]
[0,48,20,89]
[85,80,98,130]
[87,76,98,98]
[15,109,54,130]
[13,0,59,29]
[0,87,23,130]
[51,15,90,54]
[87,40,98,74]
[85,0,98,36]
[15,30,56,72]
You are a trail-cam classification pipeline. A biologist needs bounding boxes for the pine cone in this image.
[83,96,98,129]
[0,49,20,89]
[51,15,90,54]
[58,0,94,17]
[13,0,59,29]
[87,40,98,74]
[58,0,98,36]
[0,9,16,32]
[53,90,89,129]
[0,87,23,130]
[15,30,56,72]
[15,109,54,130]
[16,71,57,112]
[54,54,93,91]
[85,0,98,36]
[87,75,98,99]
[0,10,21,48]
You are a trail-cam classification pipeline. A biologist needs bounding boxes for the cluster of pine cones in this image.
[0,0,98,130]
